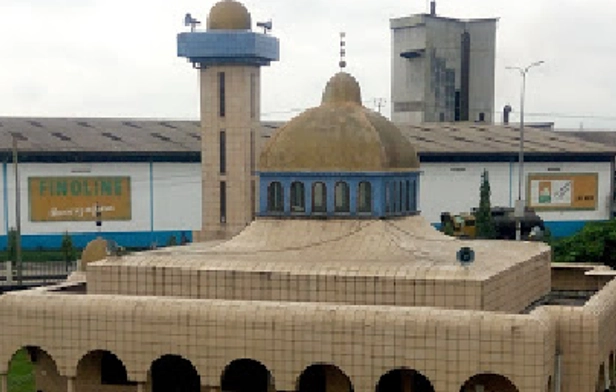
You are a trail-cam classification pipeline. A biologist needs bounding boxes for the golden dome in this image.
[260,72,420,172]
[207,0,252,30]
[79,237,108,271]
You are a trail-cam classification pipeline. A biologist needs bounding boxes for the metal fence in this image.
[1,261,76,289]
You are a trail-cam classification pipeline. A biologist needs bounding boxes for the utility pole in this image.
[507,60,544,241]
[12,135,22,284]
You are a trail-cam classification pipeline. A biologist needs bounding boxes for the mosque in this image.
[1,1,616,392]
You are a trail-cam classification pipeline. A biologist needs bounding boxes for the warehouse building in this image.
[0,117,613,249]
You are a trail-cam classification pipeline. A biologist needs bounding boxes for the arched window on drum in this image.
[357,182,372,213]
[267,182,284,213]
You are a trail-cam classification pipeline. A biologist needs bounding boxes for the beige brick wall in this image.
[0,292,554,392]
[88,250,550,313]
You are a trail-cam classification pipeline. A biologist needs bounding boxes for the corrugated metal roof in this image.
[0,117,614,156]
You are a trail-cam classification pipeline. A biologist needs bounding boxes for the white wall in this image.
[0,162,202,236]
[420,161,613,224]
[152,162,202,231]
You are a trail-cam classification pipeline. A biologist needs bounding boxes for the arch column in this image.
[0,373,7,392]
[137,382,145,392]
[67,376,75,392]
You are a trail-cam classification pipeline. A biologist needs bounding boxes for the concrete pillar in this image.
[67,377,75,392]
[0,373,7,392]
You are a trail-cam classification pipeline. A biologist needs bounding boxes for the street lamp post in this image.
[507,60,544,241]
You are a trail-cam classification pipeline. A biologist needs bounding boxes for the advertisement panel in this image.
[29,177,132,222]
[527,173,598,211]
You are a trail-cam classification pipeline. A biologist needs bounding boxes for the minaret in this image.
[178,0,279,240]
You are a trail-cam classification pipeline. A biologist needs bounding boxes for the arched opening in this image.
[597,363,608,392]
[460,373,519,392]
[150,354,200,392]
[312,182,327,214]
[376,368,435,392]
[221,358,275,392]
[268,182,284,213]
[297,364,353,392]
[291,182,306,213]
[610,353,615,389]
[76,350,135,389]
[334,182,350,213]
[8,346,64,392]
[357,182,372,213]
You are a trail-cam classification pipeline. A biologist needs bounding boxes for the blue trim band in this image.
[0,230,194,251]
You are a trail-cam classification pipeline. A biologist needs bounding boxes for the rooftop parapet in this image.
[177,31,280,67]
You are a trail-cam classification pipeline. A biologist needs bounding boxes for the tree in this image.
[552,220,616,267]
[61,231,75,263]
[7,227,17,267]
[475,170,496,239]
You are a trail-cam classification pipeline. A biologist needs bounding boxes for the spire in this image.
[339,32,347,70]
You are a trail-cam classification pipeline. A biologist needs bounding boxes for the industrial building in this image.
[0,117,613,249]
[390,2,497,124]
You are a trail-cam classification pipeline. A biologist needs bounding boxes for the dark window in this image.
[220,181,227,223]
[393,182,399,212]
[101,352,135,385]
[334,182,350,213]
[250,130,255,173]
[290,182,306,213]
[399,181,404,212]
[406,181,411,211]
[219,72,226,118]
[267,182,284,212]
[357,182,372,213]
[312,182,327,213]
[479,112,486,122]
[251,180,255,218]
[385,182,391,213]
[250,73,256,119]
[219,130,226,174]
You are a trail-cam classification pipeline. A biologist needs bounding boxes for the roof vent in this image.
[457,246,475,266]
[151,132,171,142]
[102,132,122,141]
[29,120,43,128]
[159,122,178,129]
[52,132,72,141]
[122,121,142,129]
[77,121,93,128]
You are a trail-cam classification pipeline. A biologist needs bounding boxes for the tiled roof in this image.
[0,117,614,156]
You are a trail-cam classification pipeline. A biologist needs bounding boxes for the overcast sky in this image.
[1,0,615,129]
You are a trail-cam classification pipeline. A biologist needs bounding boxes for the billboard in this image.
[29,177,132,222]
[527,173,598,211]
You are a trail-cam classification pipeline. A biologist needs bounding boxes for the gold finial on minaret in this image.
[339,32,347,70]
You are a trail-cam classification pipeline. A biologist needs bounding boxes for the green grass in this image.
[7,350,35,392]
